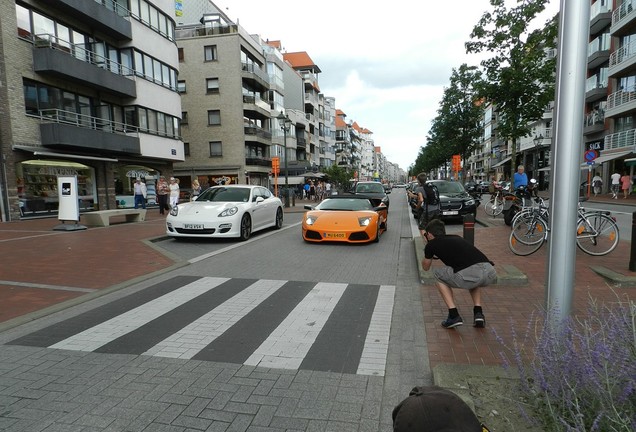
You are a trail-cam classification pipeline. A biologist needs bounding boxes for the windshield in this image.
[197,187,250,202]
[432,181,465,194]
[315,198,373,211]
[355,183,385,194]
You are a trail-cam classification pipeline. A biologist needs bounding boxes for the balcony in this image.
[610,1,636,37]
[583,109,606,135]
[245,157,272,167]
[243,125,272,146]
[33,35,136,98]
[38,109,140,154]
[585,73,608,102]
[51,0,132,40]
[608,40,636,78]
[175,23,238,39]
[590,1,612,35]
[606,87,636,118]
[242,95,270,118]
[588,34,610,69]
[241,63,269,91]
[604,128,636,151]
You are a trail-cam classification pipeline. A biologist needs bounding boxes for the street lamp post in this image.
[534,134,544,189]
[277,111,292,207]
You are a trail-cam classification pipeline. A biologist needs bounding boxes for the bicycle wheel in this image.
[576,214,619,256]
[510,208,534,230]
[509,217,547,255]
[483,195,504,216]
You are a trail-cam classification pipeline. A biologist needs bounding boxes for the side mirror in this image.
[304,204,314,210]
[255,196,265,204]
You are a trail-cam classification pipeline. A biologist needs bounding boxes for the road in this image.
[0,193,432,432]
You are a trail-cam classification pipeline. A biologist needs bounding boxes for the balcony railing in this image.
[175,23,238,39]
[243,125,272,139]
[591,0,612,20]
[39,109,131,135]
[241,62,269,84]
[607,86,636,110]
[245,157,272,167]
[585,109,606,127]
[242,95,270,111]
[586,74,609,93]
[608,40,636,68]
[604,128,636,150]
[34,34,135,77]
[95,0,130,17]
[611,0,635,27]
[588,33,611,57]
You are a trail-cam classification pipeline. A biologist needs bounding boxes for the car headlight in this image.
[219,207,238,217]
[169,206,179,216]
[358,217,372,227]
[465,199,476,206]
[305,215,318,225]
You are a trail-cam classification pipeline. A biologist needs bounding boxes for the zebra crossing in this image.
[8,276,395,376]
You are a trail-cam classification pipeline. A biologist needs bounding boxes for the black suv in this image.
[427,180,477,220]
[351,181,390,208]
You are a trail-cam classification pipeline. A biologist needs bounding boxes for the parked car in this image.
[426,180,478,220]
[477,181,490,193]
[351,181,390,208]
[166,185,283,241]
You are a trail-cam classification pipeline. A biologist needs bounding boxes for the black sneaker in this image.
[473,312,486,328]
[441,315,463,329]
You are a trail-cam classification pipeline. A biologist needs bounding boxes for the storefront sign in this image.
[57,176,79,222]
[126,170,150,178]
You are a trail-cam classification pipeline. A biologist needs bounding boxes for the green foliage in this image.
[466,0,557,187]
[323,165,354,192]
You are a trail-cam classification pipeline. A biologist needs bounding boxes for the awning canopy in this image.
[491,157,511,168]
[273,176,304,185]
[580,150,632,168]
[13,145,118,162]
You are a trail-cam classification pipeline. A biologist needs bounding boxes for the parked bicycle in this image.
[483,182,507,216]
[509,199,619,256]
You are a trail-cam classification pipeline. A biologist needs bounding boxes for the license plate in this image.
[325,233,346,239]
[442,211,459,216]
[184,223,204,229]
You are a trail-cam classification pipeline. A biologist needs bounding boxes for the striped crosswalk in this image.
[8,276,396,376]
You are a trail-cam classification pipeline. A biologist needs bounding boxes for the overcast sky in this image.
[213,0,560,172]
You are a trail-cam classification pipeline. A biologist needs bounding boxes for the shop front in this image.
[114,165,163,208]
[17,159,96,217]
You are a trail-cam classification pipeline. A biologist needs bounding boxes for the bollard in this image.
[463,213,475,245]
[630,212,636,271]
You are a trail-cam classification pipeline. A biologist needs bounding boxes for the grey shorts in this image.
[434,262,497,290]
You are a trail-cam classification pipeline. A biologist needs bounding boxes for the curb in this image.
[591,265,636,287]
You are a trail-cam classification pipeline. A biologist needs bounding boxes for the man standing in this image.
[513,165,528,189]
[421,219,497,329]
[133,178,147,209]
[156,176,169,214]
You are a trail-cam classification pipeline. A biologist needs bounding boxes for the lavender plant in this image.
[496,294,636,431]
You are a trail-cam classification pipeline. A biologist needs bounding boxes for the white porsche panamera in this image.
[166,185,284,241]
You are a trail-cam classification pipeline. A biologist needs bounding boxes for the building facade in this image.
[0,0,183,221]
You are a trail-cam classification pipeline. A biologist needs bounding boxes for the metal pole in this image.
[545,0,590,321]
[283,124,290,208]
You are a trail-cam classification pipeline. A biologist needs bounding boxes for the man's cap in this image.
[392,386,483,432]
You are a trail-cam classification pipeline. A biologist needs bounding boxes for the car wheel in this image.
[274,207,283,229]
[239,214,251,241]
[373,223,381,243]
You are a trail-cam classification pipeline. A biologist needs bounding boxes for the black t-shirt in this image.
[424,234,492,273]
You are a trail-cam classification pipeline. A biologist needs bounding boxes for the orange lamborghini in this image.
[302,195,388,243]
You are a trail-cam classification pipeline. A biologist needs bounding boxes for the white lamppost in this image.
[276,111,292,207]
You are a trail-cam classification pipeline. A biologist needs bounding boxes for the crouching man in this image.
[421,219,497,329]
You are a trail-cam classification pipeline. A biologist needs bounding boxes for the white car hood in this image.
[177,201,242,216]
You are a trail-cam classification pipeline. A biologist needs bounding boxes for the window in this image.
[206,78,219,93]
[16,5,31,38]
[181,111,188,125]
[209,141,222,157]
[178,47,184,62]
[204,45,217,61]
[177,80,186,93]
[207,110,221,125]
[184,142,190,157]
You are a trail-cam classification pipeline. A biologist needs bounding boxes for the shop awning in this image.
[491,157,511,168]
[580,150,632,168]
[273,176,305,185]
[13,145,118,162]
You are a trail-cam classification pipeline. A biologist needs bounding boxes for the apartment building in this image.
[0,0,183,221]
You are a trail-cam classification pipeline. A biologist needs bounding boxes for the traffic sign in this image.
[584,149,598,162]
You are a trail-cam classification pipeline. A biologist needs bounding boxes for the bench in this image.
[82,209,147,227]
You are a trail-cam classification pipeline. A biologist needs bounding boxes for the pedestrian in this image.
[325,181,332,197]
[304,182,310,200]
[610,170,621,199]
[415,173,439,238]
[392,386,488,432]
[156,175,169,214]
[513,164,528,189]
[421,219,497,329]
[620,171,632,199]
[592,172,602,197]
[310,180,316,201]
[191,178,201,200]
[133,178,147,209]
[169,177,180,207]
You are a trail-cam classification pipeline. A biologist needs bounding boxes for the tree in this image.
[466,0,557,188]
[432,64,484,182]
[323,165,354,192]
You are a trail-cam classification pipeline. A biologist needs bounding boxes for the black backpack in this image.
[423,183,440,206]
